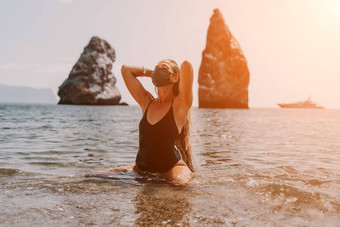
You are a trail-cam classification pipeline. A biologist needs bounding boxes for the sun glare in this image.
[325,0,340,19]
[311,0,340,31]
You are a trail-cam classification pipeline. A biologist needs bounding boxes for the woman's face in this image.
[154,60,179,84]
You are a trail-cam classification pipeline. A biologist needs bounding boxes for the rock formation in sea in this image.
[198,9,249,108]
[58,36,122,105]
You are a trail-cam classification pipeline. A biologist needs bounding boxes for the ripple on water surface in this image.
[1,104,340,225]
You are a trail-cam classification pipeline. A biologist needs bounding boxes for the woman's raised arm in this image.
[178,60,193,109]
[121,65,153,112]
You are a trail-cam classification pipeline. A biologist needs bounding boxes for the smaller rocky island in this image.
[58,36,124,105]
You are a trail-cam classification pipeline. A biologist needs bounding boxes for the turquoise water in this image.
[1,104,339,226]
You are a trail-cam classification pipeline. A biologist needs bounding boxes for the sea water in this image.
[0,104,339,226]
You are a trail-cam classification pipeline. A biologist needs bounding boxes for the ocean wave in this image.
[0,168,21,176]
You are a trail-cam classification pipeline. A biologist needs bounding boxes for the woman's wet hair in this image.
[164,59,194,172]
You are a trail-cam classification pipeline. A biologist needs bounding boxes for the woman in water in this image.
[96,59,194,184]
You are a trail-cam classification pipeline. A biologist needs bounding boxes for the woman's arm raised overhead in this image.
[178,60,194,109]
[121,65,153,112]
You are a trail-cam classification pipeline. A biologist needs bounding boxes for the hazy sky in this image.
[0,0,339,108]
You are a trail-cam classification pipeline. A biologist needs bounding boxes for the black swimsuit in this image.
[136,100,181,172]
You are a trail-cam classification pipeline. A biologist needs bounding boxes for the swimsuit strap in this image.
[144,100,153,116]
[146,100,153,110]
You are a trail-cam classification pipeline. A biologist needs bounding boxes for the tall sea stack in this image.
[198,9,249,108]
[58,36,122,105]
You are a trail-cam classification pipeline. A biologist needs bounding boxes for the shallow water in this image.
[1,104,339,226]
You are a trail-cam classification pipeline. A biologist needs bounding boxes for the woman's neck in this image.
[157,86,174,103]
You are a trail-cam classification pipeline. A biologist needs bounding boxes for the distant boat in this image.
[277,98,324,109]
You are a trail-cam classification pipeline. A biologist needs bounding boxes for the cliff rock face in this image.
[198,9,249,108]
[58,36,121,105]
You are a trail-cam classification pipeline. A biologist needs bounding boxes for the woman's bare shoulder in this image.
[140,91,154,114]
